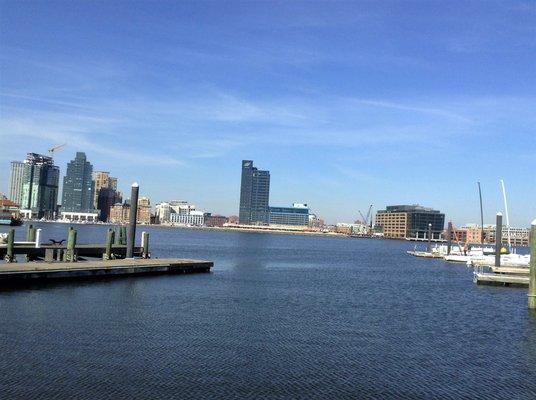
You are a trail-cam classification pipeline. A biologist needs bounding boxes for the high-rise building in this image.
[9,161,25,205]
[239,160,270,224]
[92,171,118,209]
[62,152,94,213]
[91,171,117,210]
[97,187,122,222]
[20,153,60,219]
[375,204,445,239]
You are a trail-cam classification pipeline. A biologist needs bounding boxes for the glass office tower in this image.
[239,160,270,224]
[20,153,60,219]
[62,152,95,213]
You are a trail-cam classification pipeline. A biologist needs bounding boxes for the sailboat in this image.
[467,180,529,268]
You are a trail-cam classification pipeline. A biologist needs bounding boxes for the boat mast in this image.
[477,181,484,244]
[500,179,512,249]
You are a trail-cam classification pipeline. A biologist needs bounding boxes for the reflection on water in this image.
[0,222,535,399]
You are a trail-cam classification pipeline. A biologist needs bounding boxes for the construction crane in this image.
[48,143,66,156]
[358,204,374,230]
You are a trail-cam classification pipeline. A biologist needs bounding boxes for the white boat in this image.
[471,253,530,268]
[443,246,495,263]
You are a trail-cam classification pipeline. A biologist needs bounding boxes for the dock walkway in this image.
[473,271,529,286]
[0,258,212,284]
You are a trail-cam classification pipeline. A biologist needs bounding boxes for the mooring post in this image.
[495,212,503,268]
[528,219,536,309]
[65,227,77,262]
[6,229,15,263]
[28,226,36,243]
[141,231,149,259]
[104,228,115,260]
[126,182,139,258]
[447,221,453,255]
[35,228,42,248]
[427,223,432,252]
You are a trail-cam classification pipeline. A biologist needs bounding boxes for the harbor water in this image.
[1,223,535,399]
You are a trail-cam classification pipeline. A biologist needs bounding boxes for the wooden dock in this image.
[0,258,213,284]
[474,271,529,286]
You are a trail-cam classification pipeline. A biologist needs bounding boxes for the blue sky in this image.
[1,1,535,226]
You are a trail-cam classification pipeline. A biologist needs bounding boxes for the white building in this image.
[169,210,205,226]
[60,211,99,223]
[156,200,197,223]
[155,202,172,223]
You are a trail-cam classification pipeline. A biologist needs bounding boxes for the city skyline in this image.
[1,2,535,225]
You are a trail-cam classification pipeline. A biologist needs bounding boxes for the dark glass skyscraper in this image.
[21,153,60,219]
[62,152,94,213]
[239,160,270,224]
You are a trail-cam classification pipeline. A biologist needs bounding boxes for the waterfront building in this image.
[60,211,99,223]
[108,197,151,224]
[239,160,270,224]
[20,153,60,219]
[0,197,21,224]
[484,225,530,247]
[308,214,325,230]
[9,161,25,206]
[375,205,445,239]
[155,202,172,223]
[137,197,151,224]
[227,215,239,224]
[169,210,205,226]
[109,202,130,224]
[62,152,95,213]
[155,200,196,223]
[92,171,118,210]
[205,214,228,227]
[269,203,309,226]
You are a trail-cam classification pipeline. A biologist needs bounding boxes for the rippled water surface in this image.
[1,223,535,399]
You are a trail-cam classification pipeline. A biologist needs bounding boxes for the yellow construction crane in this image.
[48,143,66,156]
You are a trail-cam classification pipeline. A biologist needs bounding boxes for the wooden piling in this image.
[528,219,536,309]
[141,231,149,259]
[104,228,115,260]
[26,224,36,243]
[64,227,77,262]
[447,221,453,255]
[127,182,139,258]
[495,212,503,268]
[5,229,15,263]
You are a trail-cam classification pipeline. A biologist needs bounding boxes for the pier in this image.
[474,271,529,287]
[0,258,212,284]
[0,183,214,286]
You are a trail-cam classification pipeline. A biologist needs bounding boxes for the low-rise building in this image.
[205,214,228,227]
[60,211,99,223]
[0,198,21,224]
[169,210,204,226]
[376,205,445,239]
[108,197,151,224]
[269,203,309,226]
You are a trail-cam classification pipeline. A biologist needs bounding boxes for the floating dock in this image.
[473,271,529,287]
[0,258,213,284]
